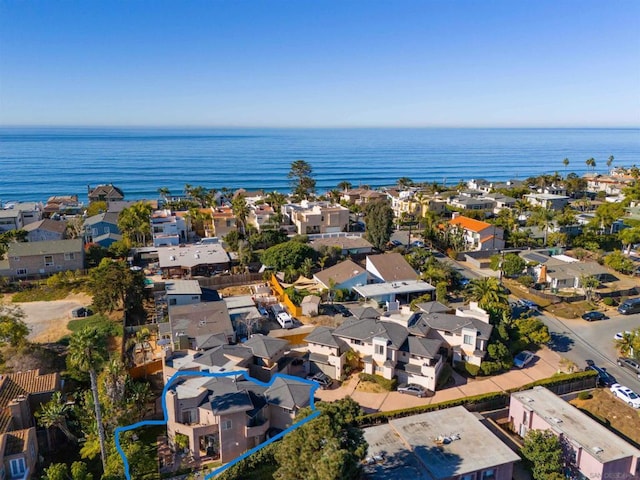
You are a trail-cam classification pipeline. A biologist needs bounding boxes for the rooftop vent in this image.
[551,417,563,424]
[592,447,604,455]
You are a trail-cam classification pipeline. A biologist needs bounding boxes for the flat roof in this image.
[354,280,434,298]
[512,387,640,464]
[157,243,229,268]
[165,280,202,296]
[386,406,520,479]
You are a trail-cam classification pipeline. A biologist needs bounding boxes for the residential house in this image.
[306,314,445,391]
[107,199,158,214]
[87,184,124,203]
[340,188,386,205]
[151,210,187,247]
[5,239,84,277]
[23,219,67,243]
[363,406,521,480]
[538,257,611,290]
[160,301,236,351]
[510,386,640,480]
[524,192,570,211]
[386,189,420,218]
[247,204,276,231]
[157,242,230,279]
[164,374,311,463]
[283,201,349,235]
[83,212,120,245]
[165,280,202,306]
[162,333,289,384]
[209,207,236,238]
[0,203,42,233]
[366,253,417,283]
[313,259,367,292]
[0,369,61,480]
[482,193,517,213]
[408,302,493,366]
[448,214,505,251]
[0,429,38,480]
[449,195,495,212]
[309,235,373,257]
[42,195,84,219]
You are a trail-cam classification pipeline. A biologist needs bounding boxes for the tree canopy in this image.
[0,302,30,347]
[364,199,394,250]
[261,241,316,272]
[89,258,146,314]
[521,429,565,480]
[288,160,316,200]
[273,397,367,480]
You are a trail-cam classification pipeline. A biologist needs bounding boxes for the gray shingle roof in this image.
[334,318,409,349]
[313,259,365,288]
[414,301,452,314]
[304,326,349,351]
[404,337,442,359]
[243,335,288,359]
[265,377,312,410]
[410,312,493,341]
[349,306,381,320]
[8,238,82,256]
[366,253,418,282]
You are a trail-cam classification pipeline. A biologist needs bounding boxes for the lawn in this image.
[570,388,640,447]
[66,314,123,337]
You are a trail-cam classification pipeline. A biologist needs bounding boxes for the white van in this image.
[276,311,294,329]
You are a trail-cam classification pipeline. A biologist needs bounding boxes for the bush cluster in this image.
[358,373,397,391]
[453,361,480,377]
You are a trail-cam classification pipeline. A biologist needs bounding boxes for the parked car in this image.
[610,384,640,408]
[581,311,606,322]
[586,365,617,387]
[397,383,430,398]
[618,297,640,315]
[614,331,632,341]
[70,307,93,318]
[410,240,425,248]
[513,350,535,368]
[389,239,403,247]
[334,304,353,317]
[518,300,539,310]
[617,357,640,379]
[306,372,332,389]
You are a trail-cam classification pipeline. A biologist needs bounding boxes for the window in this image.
[463,334,473,345]
[29,441,35,459]
[64,252,75,261]
[352,339,363,346]
[222,419,232,431]
[44,255,54,267]
[182,410,194,424]
[374,365,383,374]
[169,299,177,306]
[460,474,476,480]
[191,296,199,300]
[9,458,25,477]
[481,469,496,479]
[104,227,110,234]
[92,228,98,236]
[16,269,27,275]
[375,344,384,355]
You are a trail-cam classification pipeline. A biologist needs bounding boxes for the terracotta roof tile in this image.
[449,215,492,233]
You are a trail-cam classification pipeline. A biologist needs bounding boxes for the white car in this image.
[610,384,640,408]
[614,331,632,341]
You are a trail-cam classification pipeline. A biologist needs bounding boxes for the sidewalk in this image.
[314,347,564,413]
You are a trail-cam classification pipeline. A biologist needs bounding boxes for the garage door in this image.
[309,361,336,378]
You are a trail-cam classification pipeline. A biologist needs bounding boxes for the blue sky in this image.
[0,0,638,127]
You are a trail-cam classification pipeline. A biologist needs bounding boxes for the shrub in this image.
[358,373,397,391]
[480,361,503,376]
[453,361,480,377]
[517,275,534,287]
[577,391,592,400]
[437,364,453,388]
[602,297,615,307]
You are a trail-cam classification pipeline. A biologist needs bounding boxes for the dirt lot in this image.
[11,292,92,343]
[570,388,640,446]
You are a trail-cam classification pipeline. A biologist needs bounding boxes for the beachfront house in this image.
[447,213,505,251]
[0,202,42,234]
[3,239,84,278]
[151,209,187,246]
[510,386,640,479]
[87,184,124,203]
[157,242,230,279]
[164,374,312,463]
[363,406,521,480]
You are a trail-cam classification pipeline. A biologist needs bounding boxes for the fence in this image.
[196,272,264,289]
[269,275,302,317]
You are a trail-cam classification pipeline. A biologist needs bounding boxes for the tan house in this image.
[208,207,237,238]
[5,239,84,278]
[247,204,277,231]
[23,219,67,243]
[284,201,349,235]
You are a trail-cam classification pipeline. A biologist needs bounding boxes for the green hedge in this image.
[453,361,480,377]
[358,373,397,391]
[356,369,598,427]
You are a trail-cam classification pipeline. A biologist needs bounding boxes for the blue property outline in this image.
[115,370,320,480]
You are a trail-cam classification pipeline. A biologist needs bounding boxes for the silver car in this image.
[397,383,429,398]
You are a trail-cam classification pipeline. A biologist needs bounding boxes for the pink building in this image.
[510,387,640,479]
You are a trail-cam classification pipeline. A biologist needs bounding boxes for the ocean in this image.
[0,127,639,204]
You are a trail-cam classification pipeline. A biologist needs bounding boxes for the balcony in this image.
[245,418,270,437]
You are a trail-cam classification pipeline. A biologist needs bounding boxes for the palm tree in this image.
[562,158,570,176]
[528,207,555,246]
[232,195,250,236]
[397,177,413,188]
[585,157,596,172]
[607,155,614,170]
[36,391,77,448]
[615,330,638,358]
[337,181,352,192]
[265,191,287,224]
[67,327,108,472]
[157,186,171,201]
[464,277,508,312]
